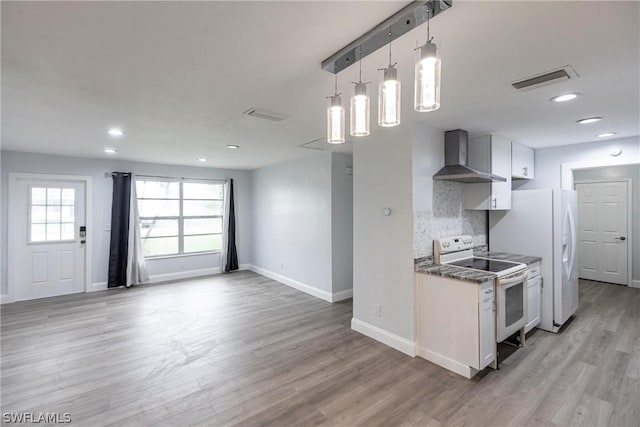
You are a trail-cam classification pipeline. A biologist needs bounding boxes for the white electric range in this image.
[434,235,529,343]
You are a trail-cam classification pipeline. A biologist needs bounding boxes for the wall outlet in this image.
[374,304,382,317]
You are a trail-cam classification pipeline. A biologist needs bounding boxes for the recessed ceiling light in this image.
[550,93,579,103]
[104,148,117,154]
[597,132,617,138]
[576,117,602,124]
[197,157,207,162]
[226,145,240,149]
[107,128,124,137]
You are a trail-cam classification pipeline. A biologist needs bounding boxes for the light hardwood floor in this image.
[1,272,639,426]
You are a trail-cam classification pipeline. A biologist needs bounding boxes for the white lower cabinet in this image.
[415,273,496,378]
[525,262,542,333]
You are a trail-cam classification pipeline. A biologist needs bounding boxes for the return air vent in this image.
[512,66,579,91]
[243,108,289,122]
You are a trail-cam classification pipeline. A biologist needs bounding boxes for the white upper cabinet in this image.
[463,134,512,210]
[511,141,535,180]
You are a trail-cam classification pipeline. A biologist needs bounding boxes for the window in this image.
[29,187,76,242]
[136,179,224,257]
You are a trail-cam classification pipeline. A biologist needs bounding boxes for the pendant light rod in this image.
[321,0,452,74]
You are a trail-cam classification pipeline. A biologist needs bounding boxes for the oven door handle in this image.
[498,269,528,287]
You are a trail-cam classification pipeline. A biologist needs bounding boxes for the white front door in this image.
[10,176,87,301]
[576,181,628,285]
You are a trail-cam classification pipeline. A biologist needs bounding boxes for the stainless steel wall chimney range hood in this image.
[433,129,507,183]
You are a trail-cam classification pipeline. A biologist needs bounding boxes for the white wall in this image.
[0,150,251,294]
[352,126,415,348]
[517,136,640,190]
[250,152,333,294]
[573,164,640,281]
[331,152,353,294]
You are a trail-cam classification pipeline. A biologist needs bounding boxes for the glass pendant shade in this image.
[414,41,441,112]
[350,82,370,137]
[327,95,345,144]
[378,66,401,127]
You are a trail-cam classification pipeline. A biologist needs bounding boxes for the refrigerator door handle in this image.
[566,207,576,280]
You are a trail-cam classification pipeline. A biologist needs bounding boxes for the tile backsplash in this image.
[413,181,487,258]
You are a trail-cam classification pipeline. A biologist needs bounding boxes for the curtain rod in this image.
[105,172,228,183]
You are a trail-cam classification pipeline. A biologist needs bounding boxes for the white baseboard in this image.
[351,318,415,357]
[89,267,225,292]
[415,345,477,379]
[631,279,640,289]
[331,288,353,302]
[247,264,333,302]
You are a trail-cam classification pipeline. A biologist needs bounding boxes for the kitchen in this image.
[1,1,638,425]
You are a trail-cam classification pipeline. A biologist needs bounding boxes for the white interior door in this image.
[10,177,87,301]
[576,181,628,285]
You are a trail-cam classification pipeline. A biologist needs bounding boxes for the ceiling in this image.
[2,1,639,170]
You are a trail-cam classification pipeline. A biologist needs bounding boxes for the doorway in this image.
[8,173,92,302]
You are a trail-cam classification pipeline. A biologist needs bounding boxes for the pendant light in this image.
[327,74,345,144]
[378,29,401,127]
[350,50,370,137]
[414,11,441,112]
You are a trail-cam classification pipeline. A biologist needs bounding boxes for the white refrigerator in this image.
[489,189,579,333]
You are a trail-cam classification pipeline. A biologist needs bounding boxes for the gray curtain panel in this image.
[108,173,131,287]
[221,179,239,272]
[108,172,149,288]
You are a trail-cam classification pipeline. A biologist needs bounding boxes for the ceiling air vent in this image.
[243,108,289,122]
[512,65,579,91]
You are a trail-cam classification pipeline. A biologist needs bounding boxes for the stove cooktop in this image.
[446,257,522,273]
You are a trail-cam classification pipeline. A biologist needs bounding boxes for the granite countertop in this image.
[474,251,542,266]
[415,259,497,284]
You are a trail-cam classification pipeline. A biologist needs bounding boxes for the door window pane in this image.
[31,206,47,223]
[47,206,61,222]
[184,234,221,253]
[61,223,75,240]
[47,188,61,204]
[61,206,75,223]
[32,188,47,205]
[46,223,61,241]
[61,189,75,205]
[31,224,46,242]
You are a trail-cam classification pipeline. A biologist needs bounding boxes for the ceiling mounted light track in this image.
[321,1,452,74]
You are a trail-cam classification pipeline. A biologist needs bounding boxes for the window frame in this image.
[27,185,78,244]
[136,177,225,259]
